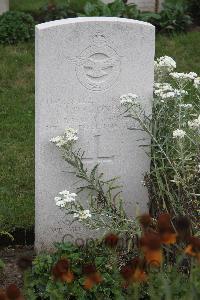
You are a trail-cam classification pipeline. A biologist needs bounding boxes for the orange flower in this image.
[0,290,6,300]
[139,214,152,232]
[144,249,163,267]
[60,271,74,283]
[82,264,102,290]
[6,284,24,300]
[120,257,148,286]
[140,233,163,266]
[158,213,177,245]
[52,258,74,283]
[104,233,119,248]
[160,232,177,245]
[184,236,200,262]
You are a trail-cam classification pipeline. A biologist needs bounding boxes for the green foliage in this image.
[0,11,35,44]
[186,0,200,25]
[156,1,192,32]
[37,3,70,22]
[24,241,200,299]
[24,242,124,300]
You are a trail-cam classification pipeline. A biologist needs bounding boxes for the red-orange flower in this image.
[158,213,177,245]
[140,233,163,266]
[0,290,6,300]
[139,214,153,232]
[52,258,74,283]
[6,284,23,300]
[82,264,102,290]
[104,233,119,248]
[184,236,200,262]
[120,257,148,286]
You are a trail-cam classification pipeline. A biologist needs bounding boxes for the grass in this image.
[0,32,200,232]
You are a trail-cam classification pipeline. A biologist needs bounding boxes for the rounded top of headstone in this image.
[36,17,154,31]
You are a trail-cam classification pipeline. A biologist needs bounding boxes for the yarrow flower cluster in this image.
[73,210,91,220]
[170,72,197,82]
[154,83,188,100]
[194,77,200,89]
[173,129,186,139]
[188,115,200,129]
[179,103,193,109]
[55,190,77,208]
[50,128,78,147]
[120,93,138,105]
[154,56,176,73]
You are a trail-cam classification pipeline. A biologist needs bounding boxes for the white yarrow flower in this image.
[55,190,77,207]
[173,129,186,139]
[73,209,91,220]
[188,115,200,129]
[154,56,176,72]
[179,104,192,109]
[170,72,197,82]
[120,93,138,105]
[194,77,200,89]
[50,128,78,147]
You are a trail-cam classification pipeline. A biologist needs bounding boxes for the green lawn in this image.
[0,32,200,232]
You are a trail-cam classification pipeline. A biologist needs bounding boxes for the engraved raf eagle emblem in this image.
[71,56,119,79]
[66,33,121,91]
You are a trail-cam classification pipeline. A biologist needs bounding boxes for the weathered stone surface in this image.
[103,0,164,12]
[0,0,9,15]
[35,17,155,251]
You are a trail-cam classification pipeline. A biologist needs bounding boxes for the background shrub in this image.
[186,0,200,25]
[0,11,35,44]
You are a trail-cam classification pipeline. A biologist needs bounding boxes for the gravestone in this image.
[0,0,9,15]
[103,0,164,12]
[35,17,155,251]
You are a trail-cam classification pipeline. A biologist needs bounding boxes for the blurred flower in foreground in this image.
[139,214,153,233]
[158,213,177,245]
[82,264,102,290]
[52,258,74,283]
[184,236,200,263]
[140,233,163,266]
[120,257,148,286]
[104,233,119,248]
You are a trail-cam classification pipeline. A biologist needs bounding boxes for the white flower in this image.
[64,128,78,141]
[154,82,188,100]
[73,209,91,220]
[179,104,192,109]
[188,115,200,129]
[55,190,77,207]
[170,72,197,82]
[194,77,200,89]
[173,129,186,139]
[50,128,78,147]
[120,93,138,105]
[55,199,67,208]
[154,56,176,72]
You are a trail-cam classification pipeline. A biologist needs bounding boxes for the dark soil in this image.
[0,246,35,289]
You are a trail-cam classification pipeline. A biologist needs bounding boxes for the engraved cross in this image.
[82,134,115,165]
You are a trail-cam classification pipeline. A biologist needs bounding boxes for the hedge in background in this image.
[0,11,35,44]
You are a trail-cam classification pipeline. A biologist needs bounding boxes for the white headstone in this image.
[0,0,9,15]
[35,17,155,251]
[103,0,164,12]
